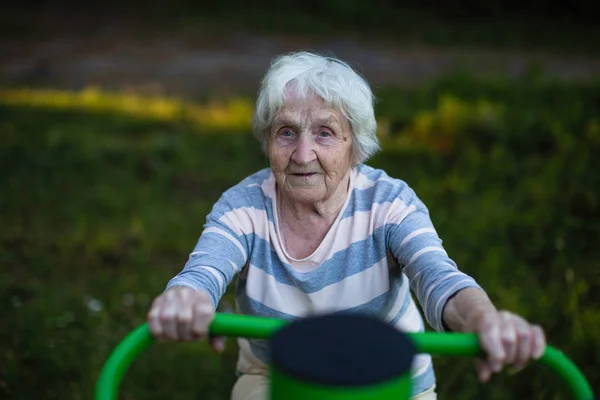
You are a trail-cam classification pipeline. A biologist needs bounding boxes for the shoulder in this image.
[353,164,428,213]
[209,167,273,218]
[222,167,272,199]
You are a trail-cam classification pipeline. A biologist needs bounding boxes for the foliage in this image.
[1,76,599,399]
[0,88,253,132]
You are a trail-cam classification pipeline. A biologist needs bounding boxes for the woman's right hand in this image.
[147,286,226,352]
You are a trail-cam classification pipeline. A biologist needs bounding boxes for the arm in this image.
[148,195,251,348]
[442,287,546,381]
[385,194,482,333]
[442,286,496,332]
[166,197,251,309]
[387,187,546,381]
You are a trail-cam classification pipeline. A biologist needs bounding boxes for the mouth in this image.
[290,173,317,177]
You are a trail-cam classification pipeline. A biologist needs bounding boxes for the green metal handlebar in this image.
[95,313,594,400]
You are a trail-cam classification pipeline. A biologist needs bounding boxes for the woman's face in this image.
[267,95,354,205]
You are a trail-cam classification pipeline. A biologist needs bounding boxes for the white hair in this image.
[252,51,380,163]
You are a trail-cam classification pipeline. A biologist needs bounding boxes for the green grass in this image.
[1,76,599,399]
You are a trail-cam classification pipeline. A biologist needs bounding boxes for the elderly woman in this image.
[147,52,546,400]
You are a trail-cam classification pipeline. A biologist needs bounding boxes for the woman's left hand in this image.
[469,310,546,382]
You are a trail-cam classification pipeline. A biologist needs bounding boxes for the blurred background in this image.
[1,1,599,399]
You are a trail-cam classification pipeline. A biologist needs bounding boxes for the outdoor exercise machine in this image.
[95,313,595,400]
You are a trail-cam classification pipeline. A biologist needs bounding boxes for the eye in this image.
[318,130,332,138]
[279,129,294,138]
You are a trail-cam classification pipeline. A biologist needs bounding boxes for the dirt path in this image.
[2,23,600,98]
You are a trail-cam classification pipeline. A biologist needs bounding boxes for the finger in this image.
[160,298,179,340]
[176,303,195,341]
[479,316,505,372]
[513,323,534,370]
[209,336,227,353]
[500,312,518,366]
[532,325,546,359]
[475,359,493,382]
[191,301,214,337]
[147,303,164,338]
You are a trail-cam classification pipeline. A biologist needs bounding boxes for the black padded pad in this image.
[270,313,415,387]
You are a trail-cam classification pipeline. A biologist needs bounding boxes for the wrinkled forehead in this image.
[275,85,344,126]
[275,102,339,124]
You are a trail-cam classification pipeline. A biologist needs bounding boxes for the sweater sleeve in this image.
[385,187,482,332]
[165,194,251,310]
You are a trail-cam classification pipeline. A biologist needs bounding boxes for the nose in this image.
[291,135,317,165]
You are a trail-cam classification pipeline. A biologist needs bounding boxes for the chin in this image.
[285,187,326,203]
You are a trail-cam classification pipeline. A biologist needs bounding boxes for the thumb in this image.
[474,359,493,382]
[210,336,227,353]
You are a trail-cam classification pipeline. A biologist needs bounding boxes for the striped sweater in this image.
[166,164,482,396]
